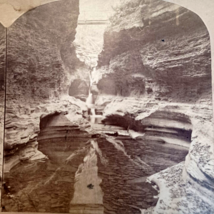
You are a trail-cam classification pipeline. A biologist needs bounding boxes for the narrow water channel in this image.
[2,114,188,213]
[70,140,104,214]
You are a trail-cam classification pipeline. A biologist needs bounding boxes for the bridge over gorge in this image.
[78,20,110,25]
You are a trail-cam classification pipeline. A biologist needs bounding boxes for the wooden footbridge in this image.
[78,20,110,25]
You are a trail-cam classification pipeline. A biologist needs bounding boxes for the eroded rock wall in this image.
[95,0,214,213]
[97,0,211,102]
[0,23,5,205]
[7,0,79,100]
[0,24,5,90]
[3,0,89,170]
[0,23,5,178]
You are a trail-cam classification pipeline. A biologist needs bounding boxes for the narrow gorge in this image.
[0,0,213,214]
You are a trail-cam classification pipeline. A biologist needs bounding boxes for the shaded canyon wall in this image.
[4,0,89,171]
[97,0,211,102]
[0,23,5,179]
[95,0,214,213]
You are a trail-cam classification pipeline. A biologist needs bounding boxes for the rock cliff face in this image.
[97,0,211,102]
[7,0,79,100]
[0,24,5,90]
[4,0,89,170]
[95,0,214,213]
[0,23,5,179]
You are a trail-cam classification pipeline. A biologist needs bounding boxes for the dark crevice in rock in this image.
[103,111,192,148]
[69,79,89,101]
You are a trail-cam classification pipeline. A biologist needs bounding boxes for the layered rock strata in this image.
[4,97,88,173]
[3,0,87,171]
[0,23,5,201]
[95,0,213,213]
[98,98,213,213]
[97,0,211,102]
[6,0,79,100]
[0,23,5,90]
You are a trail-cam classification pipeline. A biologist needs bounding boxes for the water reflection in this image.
[2,127,188,213]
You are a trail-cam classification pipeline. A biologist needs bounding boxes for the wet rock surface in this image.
[4,97,87,172]
[97,96,213,213]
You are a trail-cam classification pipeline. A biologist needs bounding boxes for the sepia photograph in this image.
[0,0,213,213]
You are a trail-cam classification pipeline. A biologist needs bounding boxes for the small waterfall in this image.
[85,67,103,125]
[86,68,96,116]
